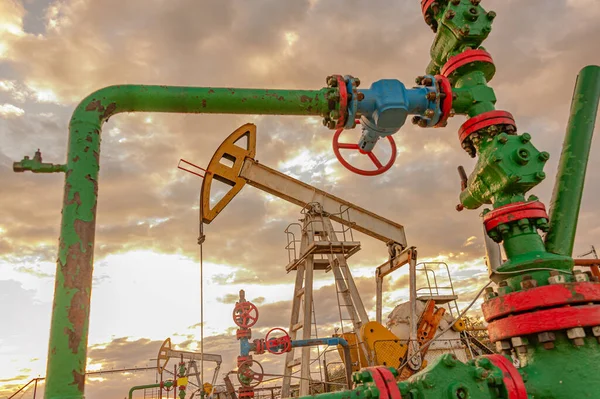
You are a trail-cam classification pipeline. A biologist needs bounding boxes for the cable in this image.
[493,267,571,275]
[397,280,493,372]
[199,194,206,396]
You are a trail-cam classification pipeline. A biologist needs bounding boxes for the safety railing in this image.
[371,337,479,370]
[284,222,303,263]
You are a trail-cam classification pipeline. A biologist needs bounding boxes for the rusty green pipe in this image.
[44,84,331,399]
[128,381,173,399]
[545,65,600,257]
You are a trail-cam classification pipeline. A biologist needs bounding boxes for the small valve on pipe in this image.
[456,165,468,211]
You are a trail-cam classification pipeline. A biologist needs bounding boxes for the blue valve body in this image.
[356,78,440,152]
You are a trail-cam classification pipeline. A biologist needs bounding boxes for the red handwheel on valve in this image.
[265,328,292,355]
[332,121,397,176]
[233,302,259,328]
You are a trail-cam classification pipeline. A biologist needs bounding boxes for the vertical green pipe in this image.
[545,65,600,256]
[44,85,330,399]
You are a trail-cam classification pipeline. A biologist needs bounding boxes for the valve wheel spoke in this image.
[367,152,383,168]
[338,143,360,150]
[332,127,397,176]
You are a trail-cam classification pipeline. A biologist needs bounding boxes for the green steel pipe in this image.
[128,382,173,399]
[545,65,600,256]
[44,84,330,399]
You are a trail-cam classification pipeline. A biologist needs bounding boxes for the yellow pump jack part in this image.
[335,332,368,372]
[361,321,408,369]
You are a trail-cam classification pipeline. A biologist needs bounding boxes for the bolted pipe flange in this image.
[483,201,549,234]
[323,75,348,129]
[441,49,496,84]
[458,110,517,154]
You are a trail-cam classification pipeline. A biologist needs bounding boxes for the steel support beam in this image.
[240,159,407,247]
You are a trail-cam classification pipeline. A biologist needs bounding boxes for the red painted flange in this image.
[484,354,528,399]
[483,201,548,232]
[335,75,348,129]
[441,49,496,81]
[458,110,516,144]
[421,0,436,17]
[239,388,255,399]
[482,282,600,322]
[364,367,390,399]
[237,329,252,340]
[487,304,600,342]
[374,367,402,399]
[233,301,259,328]
[237,355,252,367]
[434,74,453,127]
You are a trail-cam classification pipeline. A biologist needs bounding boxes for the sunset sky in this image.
[1,0,599,397]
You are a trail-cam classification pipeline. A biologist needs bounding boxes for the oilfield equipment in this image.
[194,125,486,395]
[9,0,600,397]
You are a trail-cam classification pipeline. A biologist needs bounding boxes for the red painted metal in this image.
[237,329,252,339]
[177,159,207,178]
[421,0,436,17]
[253,339,265,355]
[441,49,495,79]
[335,75,348,129]
[434,75,453,127]
[233,302,259,328]
[484,355,528,399]
[487,305,600,342]
[332,128,397,176]
[373,367,402,399]
[482,282,600,322]
[458,110,516,144]
[265,328,292,355]
[483,201,548,232]
[365,367,390,399]
[237,356,251,367]
[239,388,255,399]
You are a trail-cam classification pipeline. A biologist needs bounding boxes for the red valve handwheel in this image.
[265,327,292,355]
[233,302,259,328]
[237,359,264,388]
[332,126,397,176]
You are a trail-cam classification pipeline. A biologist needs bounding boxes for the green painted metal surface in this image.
[13,150,66,173]
[128,382,172,399]
[520,332,600,398]
[425,0,493,75]
[460,133,548,209]
[452,70,496,117]
[43,84,331,399]
[545,65,600,257]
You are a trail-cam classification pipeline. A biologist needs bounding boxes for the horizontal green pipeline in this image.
[74,85,331,122]
[45,84,331,399]
[545,65,600,256]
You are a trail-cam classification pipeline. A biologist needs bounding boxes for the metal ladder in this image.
[415,262,477,357]
[281,203,369,397]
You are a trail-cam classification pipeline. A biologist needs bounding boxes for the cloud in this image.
[1,0,600,392]
[0,103,24,117]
